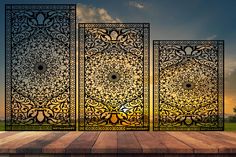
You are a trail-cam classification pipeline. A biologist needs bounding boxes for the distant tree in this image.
[226,106,236,123]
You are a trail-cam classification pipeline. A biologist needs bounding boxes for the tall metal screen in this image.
[79,23,150,131]
[5,4,76,130]
[153,40,224,131]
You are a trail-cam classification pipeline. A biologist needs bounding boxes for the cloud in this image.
[226,66,236,92]
[77,4,121,23]
[129,1,144,9]
[206,34,217,40]
[225,56,236,78]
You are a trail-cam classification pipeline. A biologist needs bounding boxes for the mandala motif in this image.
[154,40,224,131]
[5,5,76,130]
[85,47,143,107]
[79,23,150,130]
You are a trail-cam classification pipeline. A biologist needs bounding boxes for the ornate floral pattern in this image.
[79,23,150,130]
[6,5,76,130]
[153,40,224,130]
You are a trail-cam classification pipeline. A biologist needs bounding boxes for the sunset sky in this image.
[0,0,236,119]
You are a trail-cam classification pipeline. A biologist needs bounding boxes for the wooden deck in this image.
[0,131,236,157]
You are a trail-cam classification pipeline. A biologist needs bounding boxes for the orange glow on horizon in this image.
[225,95,236,114]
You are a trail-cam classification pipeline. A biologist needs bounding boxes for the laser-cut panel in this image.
[153,40,224,131]
[5,4,76,130]
[79,23,150,131]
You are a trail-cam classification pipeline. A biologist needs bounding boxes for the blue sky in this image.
[0,0,236,117]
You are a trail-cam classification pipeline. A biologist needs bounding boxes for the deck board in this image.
[150,132,193,153]
[0,131,235,156]
[117,132,142,153]
[0,132,33,145]
[66,132,100,153]
[16,132,67,154]
[0,132,49,153]
[185,132,236,153]
[0,132,20,139]
[168,132,218,153]
[134,132,167,153]
[92,132,117,153]
[202,132,236,145]
[43,132,83,153]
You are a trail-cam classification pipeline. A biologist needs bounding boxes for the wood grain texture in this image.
[207,132,236,145]
[168,132,218,153]
[66,132,100,153]
[186,132,236,153]
[117,132,142,153]
[134,132,167,153]
[16,132,67,154]
[0,132,49,153]
[0,131,235,156]
[0,132,34,145]
[92,132,117,153]
[42,132,83,153]
[0,132,20,139]
[150,132,193,153]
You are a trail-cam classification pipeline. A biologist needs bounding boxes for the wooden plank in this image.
[92,132,117,153]
[134,132,167,153]
[0,132,20,139]
[186,132,236,153]
[66,132,100,153]
[16,132,67,154]
[42,132,83,153]
[202,132,236,145]
[218,132,236,141]
[1,131,236,155]
[0,132,49,153]
[0,132,35,145]
[117,131,142,153]
[168,132,218,153]
[220,132,236,136]
[0,131,7,134]
[150,132,192,153]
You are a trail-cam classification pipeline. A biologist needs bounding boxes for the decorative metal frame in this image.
[5,4,76,130]
[153,40,224,131]
[79,23,150,131]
